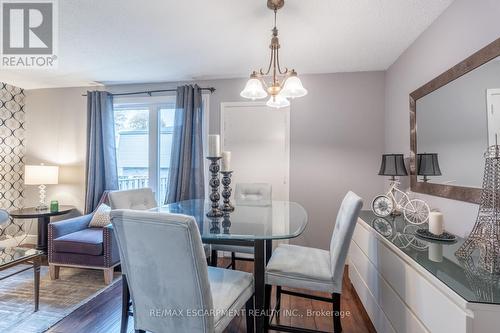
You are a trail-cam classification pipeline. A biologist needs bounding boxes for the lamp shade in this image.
[266,94,290,109]
[240,78,267,100]
[417,153,441,176]
[281,75,308,99]
[378,154,408,176]
[25,165,59,185]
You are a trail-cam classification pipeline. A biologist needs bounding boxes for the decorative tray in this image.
[416,229,457,243]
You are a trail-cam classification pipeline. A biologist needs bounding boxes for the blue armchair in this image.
[48,193,120,284]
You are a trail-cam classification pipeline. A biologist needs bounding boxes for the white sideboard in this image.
[349,211,500,333]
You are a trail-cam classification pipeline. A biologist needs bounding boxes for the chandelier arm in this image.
[276,48,289,75]
[260,48,274,76]
[260,77,269,89]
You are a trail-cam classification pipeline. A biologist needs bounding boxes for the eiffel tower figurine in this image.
[456,136,500,274]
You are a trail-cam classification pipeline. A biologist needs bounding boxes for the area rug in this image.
[0,265,120,333]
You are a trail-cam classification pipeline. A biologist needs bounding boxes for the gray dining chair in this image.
[234,183,272,206]
[108,188,158,210]
[265,191,363,333]
[111,209,255,333]
[211,183,272,269]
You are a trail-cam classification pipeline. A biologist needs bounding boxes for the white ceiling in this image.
[1,0,454,89]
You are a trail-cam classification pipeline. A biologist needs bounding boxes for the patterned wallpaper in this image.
[0,82,26,242]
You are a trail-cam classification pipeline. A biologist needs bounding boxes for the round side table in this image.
[10,206,76,253]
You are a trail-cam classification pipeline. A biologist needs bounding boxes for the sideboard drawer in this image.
[352,219,381,268]
[377,242,468,333]
[350,239,429,333]
[351,222,470,333]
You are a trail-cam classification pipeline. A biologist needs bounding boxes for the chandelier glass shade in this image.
[266,93,290,108]
[240,0,307,108]
[240,77,267,100]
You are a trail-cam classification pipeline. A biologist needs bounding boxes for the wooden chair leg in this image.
[332,292,342,333]
[231,252,236,270]
[245,295,255,333]
[49,264,59,280]
[104,267,114,285]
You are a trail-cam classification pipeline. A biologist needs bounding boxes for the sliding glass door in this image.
[113,95,209,203]
[113,96,176,203]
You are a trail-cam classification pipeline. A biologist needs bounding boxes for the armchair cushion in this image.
[50,214,93,239]
[53,228,103,256]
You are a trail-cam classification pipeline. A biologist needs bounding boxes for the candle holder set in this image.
[205,157,235,218]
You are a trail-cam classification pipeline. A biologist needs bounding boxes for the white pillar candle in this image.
[208,135,221,157]
[429,211,444,235]
[221,151,231,171]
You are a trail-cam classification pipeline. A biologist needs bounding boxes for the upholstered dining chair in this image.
[111,209,255,333]
[211,183,272,270]
[265,191,363,333]
[108,188,158,210]
[234,183,272,206]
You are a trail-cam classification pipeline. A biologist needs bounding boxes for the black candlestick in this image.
[206,157,223,217]
[220,171,235,212]
[222,212,231,234]
[209,217,221,235]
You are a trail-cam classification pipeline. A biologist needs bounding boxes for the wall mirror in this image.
[410,38,500,203]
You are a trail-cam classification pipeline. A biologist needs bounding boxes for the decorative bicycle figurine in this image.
[372,181,430,225]
[372,217,429,251]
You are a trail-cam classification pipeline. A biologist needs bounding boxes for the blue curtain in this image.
[84,91,118,213]
[165,85,205,204]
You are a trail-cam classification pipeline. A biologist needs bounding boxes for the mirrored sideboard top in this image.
[359,210,500,305]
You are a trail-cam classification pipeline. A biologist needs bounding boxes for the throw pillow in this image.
[88,203,111,228]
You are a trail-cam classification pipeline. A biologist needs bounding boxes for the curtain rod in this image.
[81,87,216,97]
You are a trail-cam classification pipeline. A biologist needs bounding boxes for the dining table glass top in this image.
[151,199,308,241]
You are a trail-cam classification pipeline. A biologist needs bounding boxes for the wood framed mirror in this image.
[410,38,500,204]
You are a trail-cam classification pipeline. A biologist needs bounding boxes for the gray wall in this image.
[385,0,500,237]
[23,72,385,249]
[287,73,385,247]
[107,73,386,249]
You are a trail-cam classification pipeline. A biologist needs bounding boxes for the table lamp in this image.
[417,153,441,182]
[378,154,408,181]
[25,164,59,210]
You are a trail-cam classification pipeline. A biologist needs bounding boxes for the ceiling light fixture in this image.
[240,0,307,108]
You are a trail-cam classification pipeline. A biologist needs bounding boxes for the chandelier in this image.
[240,0,307,108]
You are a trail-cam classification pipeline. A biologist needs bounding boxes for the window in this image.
[113,95,208,203]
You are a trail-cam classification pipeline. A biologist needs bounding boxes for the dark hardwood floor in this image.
[47,259,376,333]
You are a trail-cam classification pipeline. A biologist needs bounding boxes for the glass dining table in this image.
[123,199,308,332]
